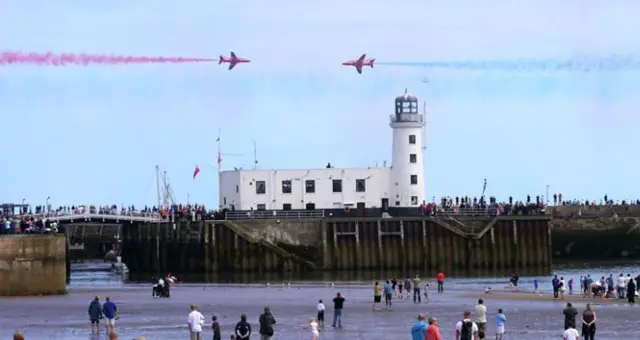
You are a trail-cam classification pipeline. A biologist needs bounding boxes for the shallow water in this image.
[0,261,638,339]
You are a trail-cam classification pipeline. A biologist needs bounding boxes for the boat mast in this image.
[155,165,162,209]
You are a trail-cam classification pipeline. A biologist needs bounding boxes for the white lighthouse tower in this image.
[390,89,426,207]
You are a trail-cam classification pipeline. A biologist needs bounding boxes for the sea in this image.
[0,261,638,339]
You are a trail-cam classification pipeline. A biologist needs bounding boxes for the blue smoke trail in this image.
[378,55,640,72]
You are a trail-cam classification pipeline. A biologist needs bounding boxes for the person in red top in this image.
[436,272,445,293]
[425,316,442,340]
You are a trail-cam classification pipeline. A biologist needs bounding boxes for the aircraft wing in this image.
[356,65,362,74]
[357,54,366,62]
[230,51,237,59]
[228,62,237,70]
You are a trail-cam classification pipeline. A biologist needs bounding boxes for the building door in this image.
[305,203,316,210]
[381,198,389,212]
[356,202,365,217]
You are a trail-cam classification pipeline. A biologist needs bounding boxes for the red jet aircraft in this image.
[342,54,375,74]
[218,51,250,70]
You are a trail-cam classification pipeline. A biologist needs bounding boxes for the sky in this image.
[1,1,639,208]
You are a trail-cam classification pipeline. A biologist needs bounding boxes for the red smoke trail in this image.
[0,51,217,66]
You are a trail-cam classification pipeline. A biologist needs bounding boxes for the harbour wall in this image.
[120,216,552,277]
[551,205,640,259]
[0,235,67,296]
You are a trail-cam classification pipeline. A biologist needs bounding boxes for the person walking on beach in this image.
[580,303,596,340]
[412,274,422,303]
[474,299,487,340]
[559,277,566,299]
[617,274,626,299]
[552,275,560,299]
[302,317,320,340]
[455,311,479,340]
[234,314,252,340]
[88,296,103,335]
[316,299,325,329]
[627,277,636,304]
[259,306,276,340]
[384,280,393,310]
[404,277,412,299]
[397,277,404,298]
[426,316,442,340]
[212,315,222,340]
[102,296,118,334]
[187,304,205,340]
[373,281,382,311]
[332,292,345,328]
[562,302,578,330]
[495,308,506,340]
[410,313,427,340]
[436,271,445,293]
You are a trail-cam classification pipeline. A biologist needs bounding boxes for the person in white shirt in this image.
[303,317,320,340]
[616,274,626,298]
[474,299,487,339]
[187,304,205,340]
[316,299,325,328]
[562,325,580,340]
[455,311,479,340]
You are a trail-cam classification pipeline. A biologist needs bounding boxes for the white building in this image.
[218,90,426,210]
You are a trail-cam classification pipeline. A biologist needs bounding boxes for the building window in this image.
[256,204,266,211]
[395,201,401,206]
[332,179,342,193]
[255,180,266,194]
[409,134,416,144]
[411,196,418,205]
[306,203,316,210]
[236,185,239,193]
[355,179,366,192]
[305,180,315,193]
[410,175,418,185]
[281,180,292,194]
[409,154,417,163]
[282,203,292,210]
[223,197,227,205]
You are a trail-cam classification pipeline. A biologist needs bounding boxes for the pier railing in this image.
[225,210,326,220]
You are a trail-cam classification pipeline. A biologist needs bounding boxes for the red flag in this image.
[193,165,200,179]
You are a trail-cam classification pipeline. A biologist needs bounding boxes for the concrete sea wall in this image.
[0,235,67,296]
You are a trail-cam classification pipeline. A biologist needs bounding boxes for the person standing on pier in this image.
[436,271,445,293]
[332,292,345,328]
[412,274,421,303]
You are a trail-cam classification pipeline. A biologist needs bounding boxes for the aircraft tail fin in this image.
[370,59,375,68]
[218,56,223,65]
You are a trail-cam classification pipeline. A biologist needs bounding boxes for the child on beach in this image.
[316,299,325,328]
[533,279,539,293]
[302,317,320,340]
[423,283,430,302]
[496,308,506,340]
[568,278,574,295]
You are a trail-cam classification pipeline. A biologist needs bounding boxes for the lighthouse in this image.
[390,89,425,207]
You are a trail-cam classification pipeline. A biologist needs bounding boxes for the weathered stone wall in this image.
[0,235,67,296]
[233,220,323,246]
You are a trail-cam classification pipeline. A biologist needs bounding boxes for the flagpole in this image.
[216,128,222,174]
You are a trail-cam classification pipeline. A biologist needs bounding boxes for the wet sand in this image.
[0,284,637,339]
[464,290,639,304]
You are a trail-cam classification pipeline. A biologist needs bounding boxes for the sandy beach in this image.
[0,284,637,339]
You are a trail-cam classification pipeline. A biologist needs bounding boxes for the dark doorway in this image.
[305,203,316,210]
[381,198,389,212]
[356,202,365,217]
